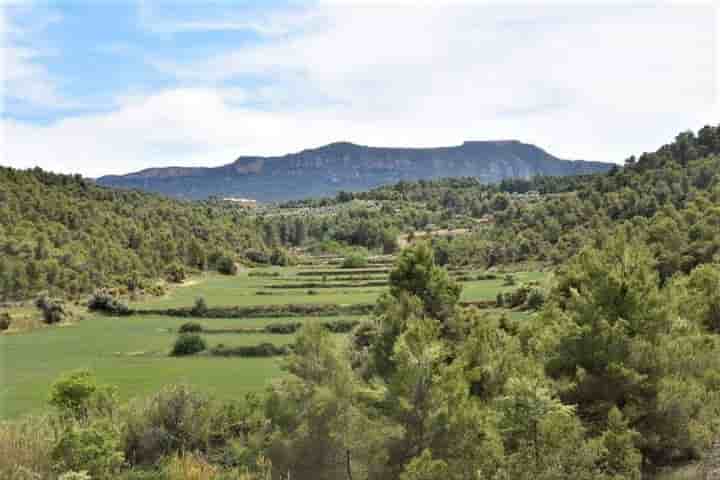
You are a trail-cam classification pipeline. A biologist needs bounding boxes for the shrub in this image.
[35,295,66,324]
[165,264,186,284]
[265,322,302,334]
[191,297,209,317]
[123,385,215,465]
[179,321,203,333]
[52,423,124,479]
[525,287,546,310]
[211,343,289,357]
[171,334,207,356]
[270,248,293,266]
[216,255,238,275]
[342,253,369,269]
[321,318,360,333]
[0,311,10,331]
[502,274,517,286]
[49,370,118,420]
[88,291,130,315]
[244,249,270,264]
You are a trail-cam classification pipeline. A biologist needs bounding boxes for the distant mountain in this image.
[97,140,612,202]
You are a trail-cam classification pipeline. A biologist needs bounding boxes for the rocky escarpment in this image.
[97,140,612,202]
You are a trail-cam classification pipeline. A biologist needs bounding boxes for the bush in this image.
[165,263,186,284]
[49,370,118,420]
[211,342,289,357]
[191,297,208,317]
[52,424,124,479]
[321,318,360,333]
[179,321,203,333]
[88,291,130,315]
[0,312,10,331]
[525,287,546,310]
[244,249,270,264]
[216,255,238,275]
[123,385,215,465]
[342,252,369,269]
[270,248,293,266]
[171,334,207,356]
[265,322,302,334]
[36,295,66,324]
[502,274,517,286]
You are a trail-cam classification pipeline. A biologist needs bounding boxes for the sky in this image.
[0,0,718,177]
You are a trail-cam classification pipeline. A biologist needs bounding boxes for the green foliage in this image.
[179,321,203,333]
[123,385,215,465]
[52,423,124,479]
[525,287,546,310]
[594,407,642,480]
[165,263,186,284]
[88,291,130,315]
[0,311,10,330]
[0,167,263,301]
[542,232,720,467]
[672,263,720,332]
[171,334,207,356]
[191,297,209,316]
[216,255,238,275]
[342,252,369,269]
[389,242,461,321]
[49,370,118,420]
[36,295,66,324]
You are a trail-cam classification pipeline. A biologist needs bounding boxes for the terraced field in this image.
[0,265,545,419]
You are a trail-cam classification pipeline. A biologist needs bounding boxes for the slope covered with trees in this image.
[0,168,264,300]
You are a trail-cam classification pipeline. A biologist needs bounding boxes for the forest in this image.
[1,125,720,480]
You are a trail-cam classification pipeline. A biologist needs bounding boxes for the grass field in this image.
[0,266,545,419]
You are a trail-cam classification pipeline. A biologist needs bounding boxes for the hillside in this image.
[0,168,264,301]
[97,140,611,201]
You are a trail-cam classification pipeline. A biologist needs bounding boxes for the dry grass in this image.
[164,452,218,480]
[0,415,56,479]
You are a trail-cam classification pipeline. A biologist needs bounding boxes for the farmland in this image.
[0,264,540,419]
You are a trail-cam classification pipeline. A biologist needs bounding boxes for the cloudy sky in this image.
[1,1,717,177]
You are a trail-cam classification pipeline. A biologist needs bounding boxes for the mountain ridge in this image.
[97,140,612,202]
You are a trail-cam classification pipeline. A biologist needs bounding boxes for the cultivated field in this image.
[0,265,544,419]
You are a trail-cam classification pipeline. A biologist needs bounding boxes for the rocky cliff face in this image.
[97,140,612,202]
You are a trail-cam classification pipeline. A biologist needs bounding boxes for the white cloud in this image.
[2,3,717,177]
[0,5,69,109]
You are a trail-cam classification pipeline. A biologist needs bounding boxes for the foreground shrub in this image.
[88,291,130,315]
[49,370,119,420]
[52,423,124,480]
[36,295,66,324]
[123,385,215,465]
[171,334,207,356]
[179,321,203,333]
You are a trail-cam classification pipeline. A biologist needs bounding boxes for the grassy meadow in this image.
[0,265,543,419]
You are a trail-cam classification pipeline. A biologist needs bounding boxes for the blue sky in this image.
[1,1,718,176]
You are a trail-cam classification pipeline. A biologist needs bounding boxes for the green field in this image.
[0,267,544,419]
